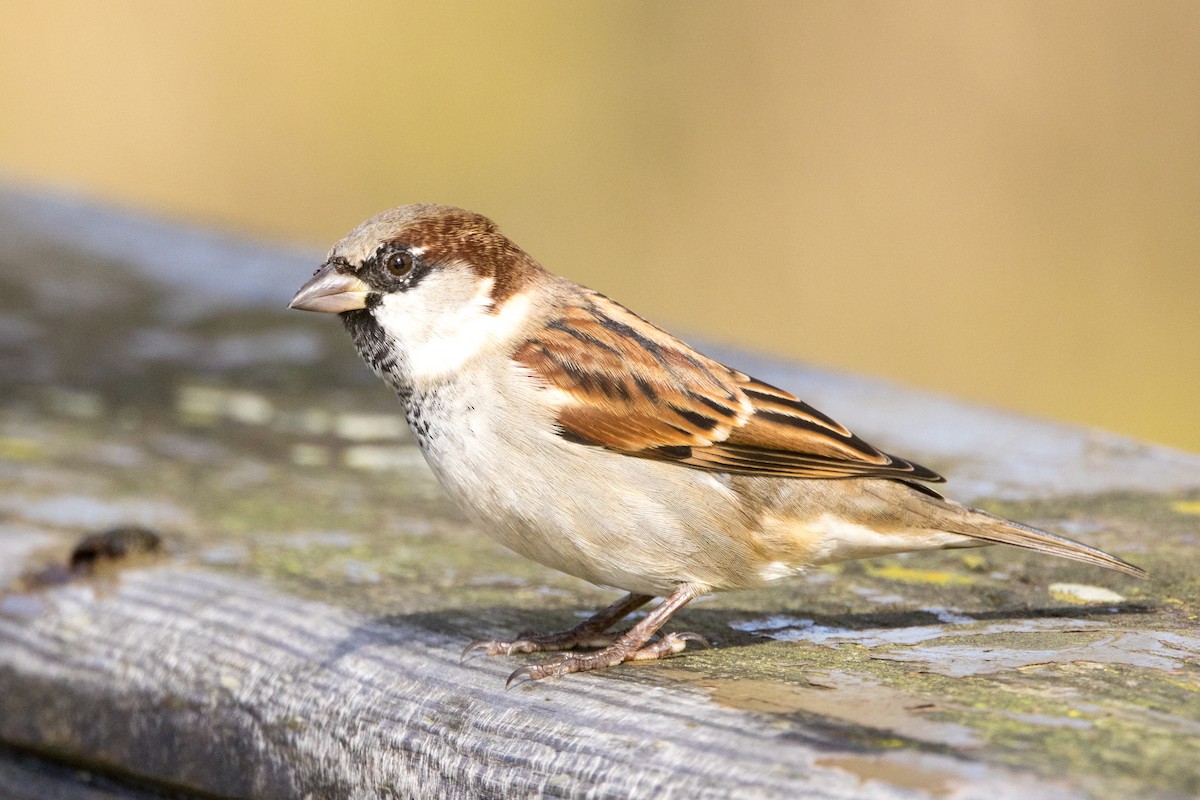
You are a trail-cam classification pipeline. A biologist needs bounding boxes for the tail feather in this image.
[960,508,1147,579]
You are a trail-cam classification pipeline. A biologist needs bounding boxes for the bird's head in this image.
[290,204,543,386]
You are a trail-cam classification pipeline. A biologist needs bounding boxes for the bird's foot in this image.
[463,625,620,659]
[462,592,654,660]
[505,631,710,686]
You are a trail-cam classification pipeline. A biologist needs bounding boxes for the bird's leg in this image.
[463,591,653,658]
[505,584,709,685]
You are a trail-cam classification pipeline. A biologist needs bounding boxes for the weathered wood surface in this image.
[1,186,1199,799]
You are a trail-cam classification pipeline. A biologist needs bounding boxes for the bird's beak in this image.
[289,263,370,314]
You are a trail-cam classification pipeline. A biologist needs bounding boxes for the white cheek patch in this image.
[373,272,532,384]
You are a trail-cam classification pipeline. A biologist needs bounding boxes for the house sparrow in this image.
[290,204,1145,684]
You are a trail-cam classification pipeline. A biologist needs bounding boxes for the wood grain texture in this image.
[3,187,1200,800]
[1,565,1027,800]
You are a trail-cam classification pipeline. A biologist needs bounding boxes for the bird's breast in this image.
[395,367,775,595]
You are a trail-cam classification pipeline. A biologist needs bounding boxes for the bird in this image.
[289,204,1146,684]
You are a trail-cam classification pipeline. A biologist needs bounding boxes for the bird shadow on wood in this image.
[365,601,1156,658]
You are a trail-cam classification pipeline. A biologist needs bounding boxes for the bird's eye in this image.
[384,250,414,277]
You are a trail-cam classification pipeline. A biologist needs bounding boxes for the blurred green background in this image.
[1,1,1196,452]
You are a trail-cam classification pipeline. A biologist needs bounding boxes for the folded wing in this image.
[513,291,943,483]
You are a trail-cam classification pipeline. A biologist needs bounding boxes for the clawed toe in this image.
[504,651,613,687]
[676,631,711,649]
[505,657,566,688]
[628,630,711,661]
[501,630,710,686]
[461,637,552,660]
[461,631,615,662]
[470,588,704,683]
[462,640,492,661]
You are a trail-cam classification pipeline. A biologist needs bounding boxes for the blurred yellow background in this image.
[1,1,1197,452]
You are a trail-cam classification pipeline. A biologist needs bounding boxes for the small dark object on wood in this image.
[70,526,163,571]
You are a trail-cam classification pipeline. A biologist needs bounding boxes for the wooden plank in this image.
[7,569,754,797]
[2,186,1199,799]
[2,566,1081,800]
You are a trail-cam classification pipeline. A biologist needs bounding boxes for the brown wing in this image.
[513,291,944,483]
